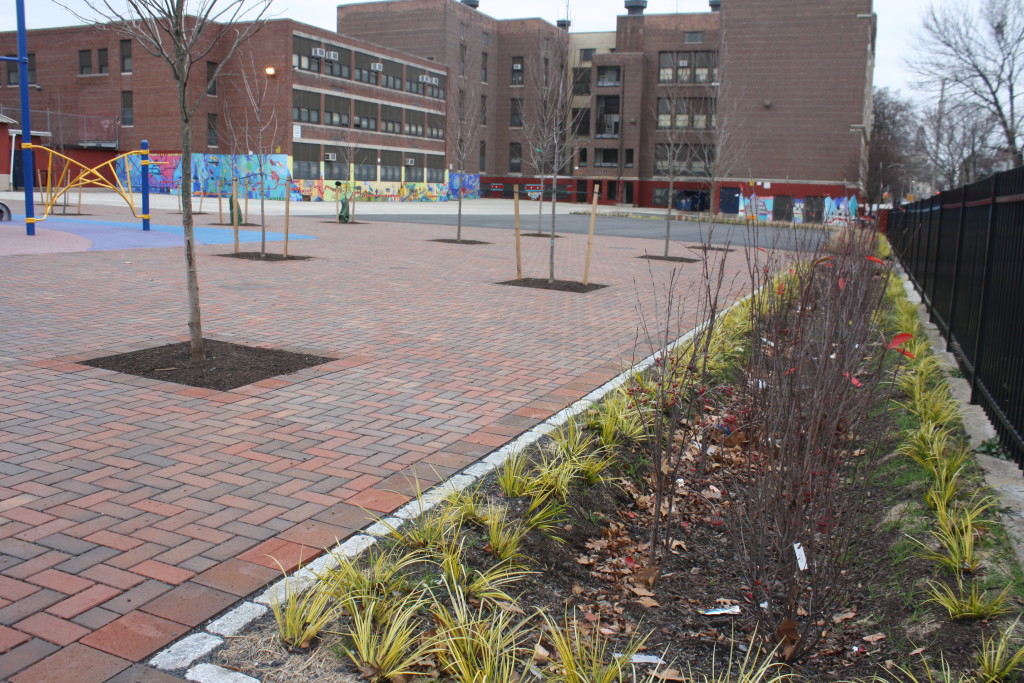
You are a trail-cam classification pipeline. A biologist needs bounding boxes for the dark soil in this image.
[429,239,492,245]
[497,278,607,293]
[520,232,564,238]
[216,252,313,261]
[320,221,368,225]
[688,245,735,253]
[209,222,259,227]
[638,254,701,263]
[81,338,334,391]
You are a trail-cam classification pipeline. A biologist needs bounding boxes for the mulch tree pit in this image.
[320,221,368,225]
[497,278,607,293]
[690,245,734,253]
[520,233,564,238]
[81,339,334,391]
[217,252,313,261]
[638,255,701,263]
[429,239,492,245]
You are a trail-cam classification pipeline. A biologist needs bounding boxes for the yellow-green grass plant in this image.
[585,391,648,450]
[535,449,583,502]
[975,617,1024,682]
[875,233,893,261]
[547,419,597,462]
[497,450,544,499]
[447,486,492,528]
[911,508,985,574]
[378,503,462,555]
[432,586,534,682]
[865,654,967,683]
[904,385,962,428]
[268,571,337,650]
[338,592,436,682]
[574,449,618,488]
[319,548,423,618]
[540,612,651,683]
[485,507,530,561]
[523,494,568,538]
[924,573,1011,620]
[678,637,796,683]
[436,540,534,605]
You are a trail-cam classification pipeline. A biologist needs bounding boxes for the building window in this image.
[293,35,321,73]
[625,149,634,167]
[694,51,717,83]
[293,142,320,180]
[577,147,587,166]
[382,60,402,89]
[480,95,487,125]
[579,48,595,62]
[354,99,378,131]
[596,66,620,87]
[406,67,425,95]
[685,31,704,44]
[479,140,486,172]
[79,50,93,75]
[511,56,524,85]
[293,90,321,124]
[573,68,590,95]
[509,142,522,172]
[121,91,133,126]
[427,113,445,139]
[405,155,423,182]
[426,155,445,183]
[572,108,590,136]
[97,49,108,74]
[324,45,346,77]
[459,44,467,76]
[355,149,377,181]
[381,104,402,134]
[324,95,350,127]
[6,54,36,85]
[120,40,132,73]
[206,61,218,95]
[460,22,467,41]
[595,96,620,137]
[405,109,424,136]
[509,98,523,127]
[595,148,618,167]
[207,113,219,147]
[482,31,490,46]
[325,149,350,180]
[481,52,488,82]
[380,150,401,181]
[354,52,380,85]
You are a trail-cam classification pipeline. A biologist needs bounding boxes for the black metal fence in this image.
[887,165,1024,472]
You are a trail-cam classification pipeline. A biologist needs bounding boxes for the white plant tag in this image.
[794,542,808,571]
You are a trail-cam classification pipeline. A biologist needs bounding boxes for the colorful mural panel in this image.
[117,154,480,204]
[738,193,860,225]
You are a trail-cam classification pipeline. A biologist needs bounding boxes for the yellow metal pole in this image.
[583,184,600,286]
[514,184,522,280]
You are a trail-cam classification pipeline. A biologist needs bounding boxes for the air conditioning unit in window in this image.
[429,77,439,85]
[326,51,339,62]
[418,74,432,83]
[677,59,689,67]
[405,158,416,166]
[370,62,384,71]
[324,152,337,161]
[311,47,326,58]
[512,63,522,70]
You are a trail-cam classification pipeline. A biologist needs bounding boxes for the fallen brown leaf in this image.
[635,597,660,608]
[862,633,887,643]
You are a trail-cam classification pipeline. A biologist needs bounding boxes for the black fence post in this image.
[969,174,998,404]
[945,191,967,353]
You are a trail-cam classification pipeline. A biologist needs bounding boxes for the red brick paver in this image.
[0,203,749,680]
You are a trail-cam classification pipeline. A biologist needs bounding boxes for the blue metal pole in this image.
[16,0,34,236]
[140,139,151,230]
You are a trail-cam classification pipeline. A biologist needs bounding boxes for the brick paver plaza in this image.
[0,203,749,681]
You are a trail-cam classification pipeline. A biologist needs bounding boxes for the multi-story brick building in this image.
[2,0,874,216]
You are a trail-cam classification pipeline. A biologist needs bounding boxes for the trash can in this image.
[338,197,351,223]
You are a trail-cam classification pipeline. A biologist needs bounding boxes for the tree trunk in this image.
[178,81,205,361]
[260,166,267,258]
[664,176,674,258]
[456,170,463,242]
[549,169,558,285]
[536,180,544,235]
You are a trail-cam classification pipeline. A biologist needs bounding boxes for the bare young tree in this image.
[865,87,922,205]
[222,47,284,257]
[911,0,1024,167]
[920,96,997,189]
[518,23,584,284]
[651,83,696,257]
[447,62,481,243]
[65,0,272,359]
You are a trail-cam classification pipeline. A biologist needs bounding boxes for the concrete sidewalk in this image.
[0,201,751,681]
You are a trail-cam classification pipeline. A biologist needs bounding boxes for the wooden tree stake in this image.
[514,184,522,280]
[583,184,599,286]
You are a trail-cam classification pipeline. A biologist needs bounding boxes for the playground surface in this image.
[0,195,752,681]
[0,214,315,256]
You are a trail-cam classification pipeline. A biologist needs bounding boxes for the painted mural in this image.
[117,153,480,204]
[737,193,860,224]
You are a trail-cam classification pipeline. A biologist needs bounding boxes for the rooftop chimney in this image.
[624,0,647,16]
[709,0,720,10]
[556,18,571,31]
[461,0,479,8]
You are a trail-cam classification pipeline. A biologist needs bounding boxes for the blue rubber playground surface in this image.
[14,215,316,251]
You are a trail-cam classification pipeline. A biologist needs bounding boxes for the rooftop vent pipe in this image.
[624,0,647,16]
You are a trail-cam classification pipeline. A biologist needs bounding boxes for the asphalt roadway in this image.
[366,211,827,252]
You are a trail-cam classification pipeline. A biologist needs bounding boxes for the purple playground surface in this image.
[0,215,315,256]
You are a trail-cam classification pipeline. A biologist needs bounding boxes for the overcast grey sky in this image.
[2,0,935,97]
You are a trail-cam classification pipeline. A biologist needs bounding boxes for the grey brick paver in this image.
[0,203,749,677]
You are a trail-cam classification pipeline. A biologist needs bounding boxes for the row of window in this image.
[291,143,446,182]
[292,90,445,139]
[292,36,446,100]
[654,143,715,176]
[658,51,718,84]
[656,97,716,130]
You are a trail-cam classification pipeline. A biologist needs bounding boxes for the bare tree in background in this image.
[65,0,272,360]
[865,87,922,205]
[518,22,585,284]
[911,0,1024,167]
[919,97,998,189]
[447,61,481,243]
[222,48,284,257]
